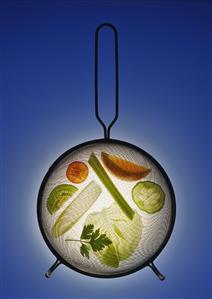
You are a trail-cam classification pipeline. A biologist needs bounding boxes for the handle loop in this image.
[95,23,119,139]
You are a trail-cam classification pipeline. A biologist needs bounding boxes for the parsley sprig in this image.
[65,224,112,259]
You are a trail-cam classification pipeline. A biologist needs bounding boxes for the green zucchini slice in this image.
[132,181,165,214]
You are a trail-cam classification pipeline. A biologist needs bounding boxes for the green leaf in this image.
[79,224,112,259]
[90,228,100,242]
[80,243,90,259]
[90,230,112,252]
[80,224,94,240]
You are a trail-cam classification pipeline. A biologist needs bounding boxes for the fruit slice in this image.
[101,152,151,181]
[132,181,165,214]
[66,161,88,184]
[47,184,78,215]
[51,181,102,238]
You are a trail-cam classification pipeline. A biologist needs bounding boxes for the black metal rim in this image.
[37,138,176,279]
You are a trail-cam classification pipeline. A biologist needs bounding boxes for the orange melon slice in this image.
[101,152,151,181]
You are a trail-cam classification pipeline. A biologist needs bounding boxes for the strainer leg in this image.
[45,259,61,278]
[148,262,165,281]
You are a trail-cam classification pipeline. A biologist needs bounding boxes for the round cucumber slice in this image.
[132,181,165,214]
[47,184,78,215]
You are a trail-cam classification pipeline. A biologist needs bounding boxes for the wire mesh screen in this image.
[39,141,173,276]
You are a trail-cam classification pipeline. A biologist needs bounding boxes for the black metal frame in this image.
[37,138,176,279]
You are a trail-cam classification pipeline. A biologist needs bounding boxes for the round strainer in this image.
[37,23,176,280]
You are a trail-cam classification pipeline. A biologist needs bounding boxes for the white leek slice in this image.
[52,181,102,238]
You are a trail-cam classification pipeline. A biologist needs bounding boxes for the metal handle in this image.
[95,23,119,139]
[148,262,165,281]
[45,259,61,278]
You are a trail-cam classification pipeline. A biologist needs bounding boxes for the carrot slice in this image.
[66,161,88,184]
[101,152,151,181]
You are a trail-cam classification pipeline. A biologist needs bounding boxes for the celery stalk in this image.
[88,153,135,220]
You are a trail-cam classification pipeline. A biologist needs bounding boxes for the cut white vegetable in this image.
[52,181,102,238]
[84,203,142,268]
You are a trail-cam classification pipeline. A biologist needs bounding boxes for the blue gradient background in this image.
[1,1,211,299]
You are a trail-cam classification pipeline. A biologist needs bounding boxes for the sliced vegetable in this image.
[132,181,165,214]
[66,224,112,259]
[88,153,135,220]
[101,152,151,181]
[84,203,142,268]
[66,161,88,184]
[52,181,102,238]
[47,184,78,215]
